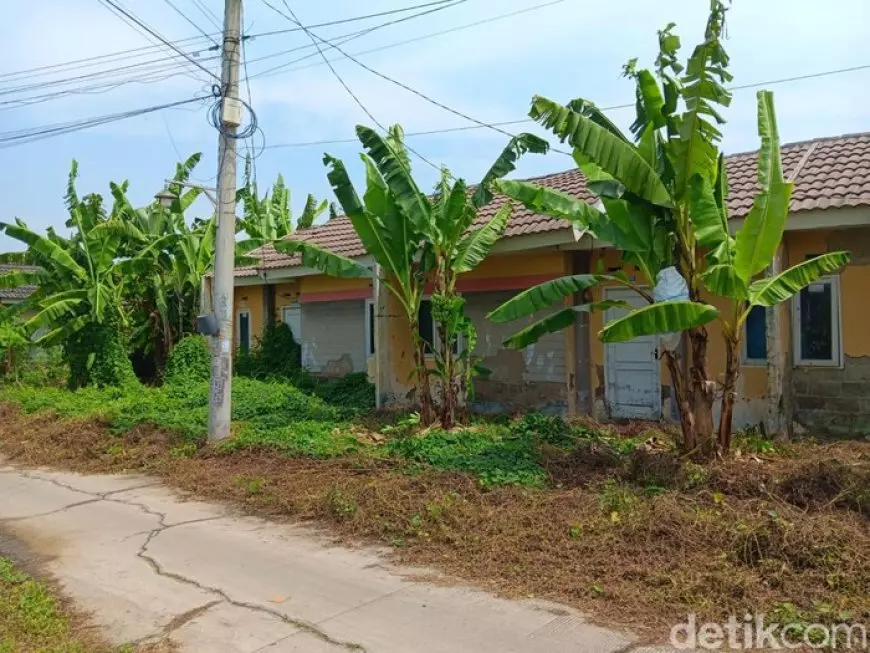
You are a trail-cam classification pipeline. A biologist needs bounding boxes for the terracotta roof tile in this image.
[237,131,870,275]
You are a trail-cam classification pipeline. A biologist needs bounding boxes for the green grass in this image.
[0,556,130,652]
[2,378,647,488]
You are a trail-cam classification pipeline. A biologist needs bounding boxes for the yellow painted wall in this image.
[462,250,569,280]
[233,286,264,348]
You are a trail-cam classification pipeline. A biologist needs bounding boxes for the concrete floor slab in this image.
[0,467,668,653]
[109,484,226,526]
[0,472,93,520]
[146,517,411,624]
[7,498,214,644]
[170,601,299,653]
[21,469,156,495]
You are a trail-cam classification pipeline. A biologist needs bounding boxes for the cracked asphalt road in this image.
[0,465,678,653]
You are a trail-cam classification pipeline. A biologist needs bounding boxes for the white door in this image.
[281,305,302,343]
[604,287,660,419]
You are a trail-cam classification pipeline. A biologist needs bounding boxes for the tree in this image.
[236,164,328,258]
[487,2,848,455]
[0,162,133,386]
[320,124,547,428]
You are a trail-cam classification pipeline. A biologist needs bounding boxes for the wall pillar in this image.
[573,250,592,415]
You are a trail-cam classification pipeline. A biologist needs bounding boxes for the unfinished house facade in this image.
[233,132,870,437]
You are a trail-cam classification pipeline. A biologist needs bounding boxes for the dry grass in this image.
[1,403,868,639]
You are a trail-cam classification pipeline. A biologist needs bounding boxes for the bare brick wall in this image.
[792,356,870,436]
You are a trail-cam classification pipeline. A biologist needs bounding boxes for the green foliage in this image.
[164,335,211,384]
[386,425,547,488]
[309,372,375,413]
[64,321,136,389]
[234,323,302,381]
[321,125,548,427]
[509,412,573,448]
[221,421,361,458]
[599,300,719,343]
[0,556,108,653]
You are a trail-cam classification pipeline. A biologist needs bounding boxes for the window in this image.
[365,299,376,356]
[418,299,435,354]
[418,298,461,356]
[280,304,302,343]
[743,305,767,364]
[793,275,842,366]
[237,310,251,353]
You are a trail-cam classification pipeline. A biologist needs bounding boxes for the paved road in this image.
[0,465,673,653]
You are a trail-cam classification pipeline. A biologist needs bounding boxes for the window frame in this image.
[419,296,464,359]
[742,304,768,367]
[364,298,376,357]
[236,308,252,353]
[792,274,843,368]
[279,303,302,342]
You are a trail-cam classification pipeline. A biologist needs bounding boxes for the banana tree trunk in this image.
[662,350,698,452]
[687,325,716,458]
[718,334,740,451]
[437,321,457,430]
[409,324,436,425]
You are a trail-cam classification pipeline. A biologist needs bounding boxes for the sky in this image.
[1,0,869,251]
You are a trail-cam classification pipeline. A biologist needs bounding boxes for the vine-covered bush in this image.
[65,321,136,389]
[164,335,212,384]
[235,323,302,380]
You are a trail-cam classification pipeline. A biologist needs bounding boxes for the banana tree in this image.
[698,92,849,448]
[320,123,547,427]
[236,168,328,258]
[488,1,848,455]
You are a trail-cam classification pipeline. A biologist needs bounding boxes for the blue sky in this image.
[2,0,869,250]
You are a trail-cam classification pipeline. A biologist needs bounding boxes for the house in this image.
[0,264,38,306]
[232,132,870,437]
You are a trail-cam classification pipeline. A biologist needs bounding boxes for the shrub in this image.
[165,335,211,384]
[64,320,136,389]
[310,372,375,413]
[235,323,301,381]
[386,426,547,487]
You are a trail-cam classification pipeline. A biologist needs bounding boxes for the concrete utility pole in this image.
[208,0,243,441]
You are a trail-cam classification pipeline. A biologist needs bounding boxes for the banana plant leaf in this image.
[689,173,732,253]
[355,125,431,236]
[748,252,850,307]
[733,91,794,281]
[702,263,747,299]
[529,96,673,208]
[502,300,632,349]
[599,300,719,343]
[453,204,511,274]
[274,240,370,278]
[472,133,549,208]
[487,274,626,323]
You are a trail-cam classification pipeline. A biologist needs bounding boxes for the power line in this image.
[189,0,222,31]
[264,0,444,173]
[247,0,468,81]
[98,0,220,81]
[0,0,463,112]
[260,0,573,158]
[263,63,870,149]
[0,96,208,148]
[0,0,460,83]
[161,0,220,46]
[252,0,568,80]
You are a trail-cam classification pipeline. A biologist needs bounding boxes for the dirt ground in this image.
[1,403,868,639]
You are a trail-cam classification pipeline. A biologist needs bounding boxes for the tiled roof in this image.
[237,131,870,275]
[0,264,39,302]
